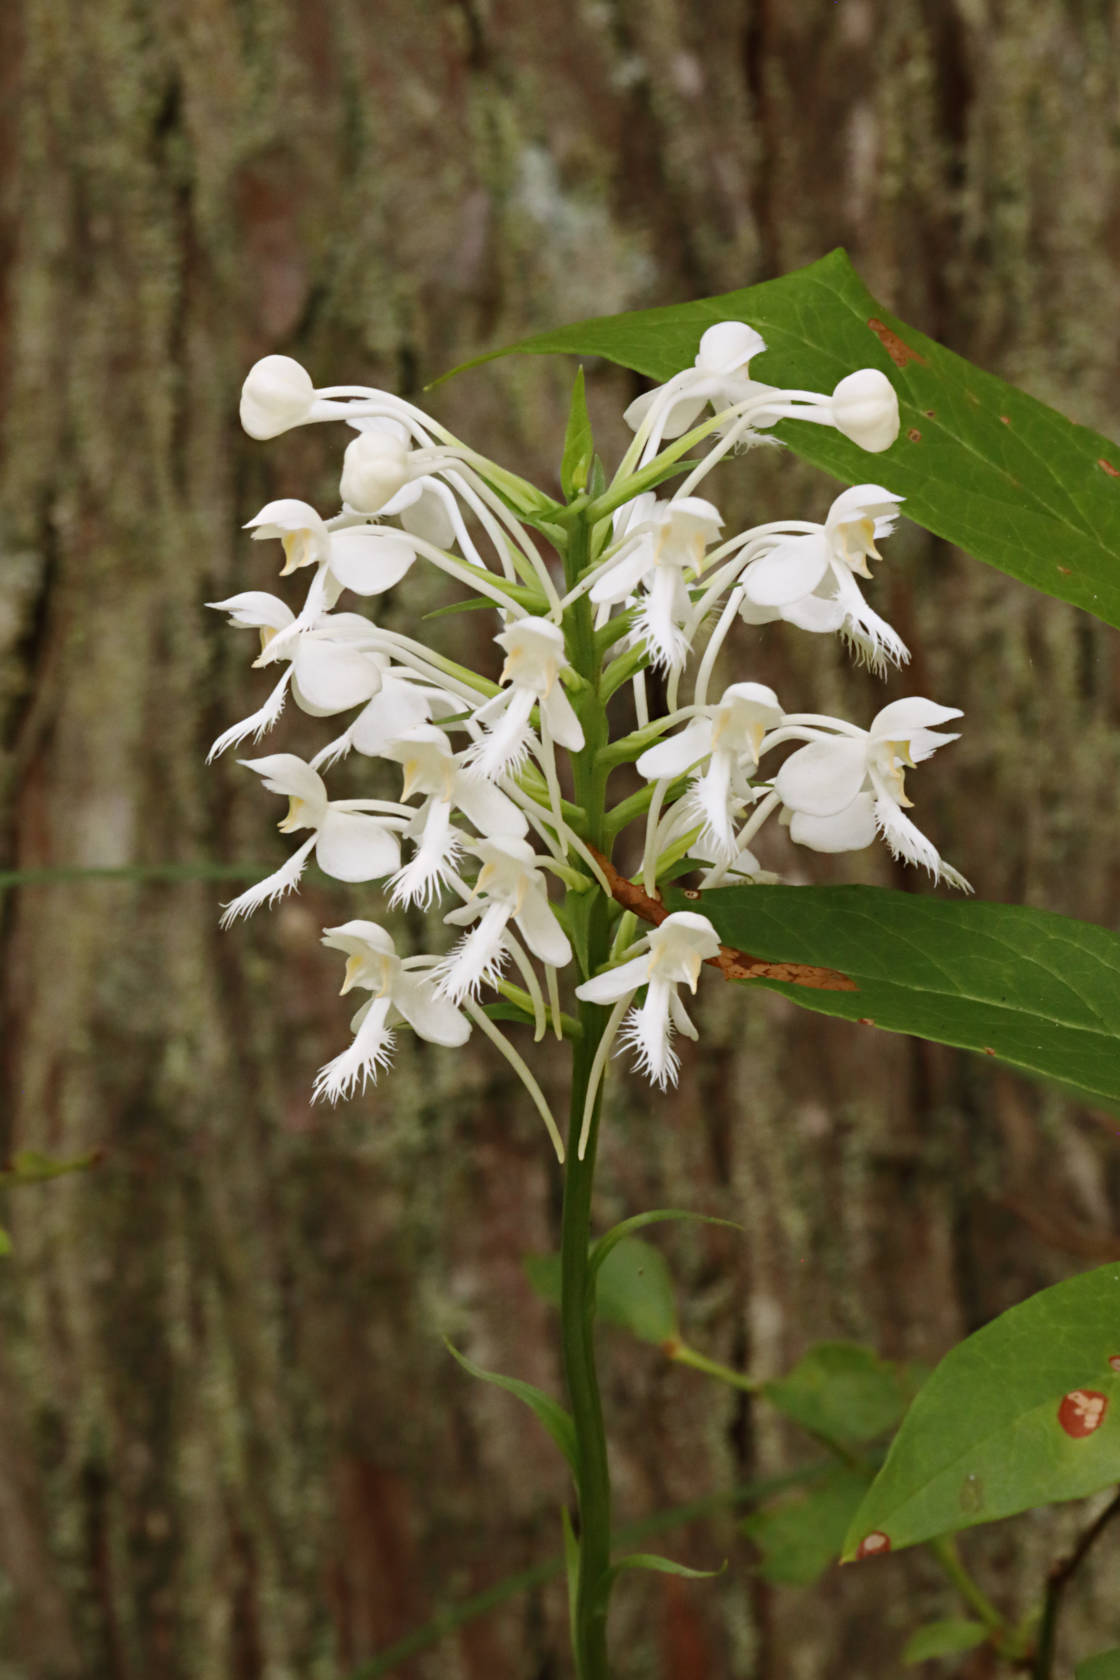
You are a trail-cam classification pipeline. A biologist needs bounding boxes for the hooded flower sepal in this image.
[312,921,471,1103]
[219,755,406,925]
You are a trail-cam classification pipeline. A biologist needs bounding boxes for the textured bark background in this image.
[1,1,1119,1677]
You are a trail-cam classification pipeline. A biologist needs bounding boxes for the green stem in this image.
[927,1535,1008,1638]
[559,511,616,1678]
[667,1341,761,1394]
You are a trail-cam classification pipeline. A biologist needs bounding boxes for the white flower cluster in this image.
[212,328,967,1149]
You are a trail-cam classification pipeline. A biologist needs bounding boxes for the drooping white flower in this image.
[240,355,317,439]
[829,369,900,453]
[380,725,528,907]
[206,595,389,758]
[219,755,405,924]
[773,699,970,886]
[466,619,584,778]
[313,921,471,1102]
[436,836,572,1002]
[636,683,784,858]
[341,417,457,549]
[739,485,909,671]
[575,912,722,1088]
[592,495,724,671]
[623,322,770,440]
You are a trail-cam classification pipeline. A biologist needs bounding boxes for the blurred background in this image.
[1,2,1119,1676]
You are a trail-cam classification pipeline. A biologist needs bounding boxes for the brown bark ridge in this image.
[1,1,1119,1676]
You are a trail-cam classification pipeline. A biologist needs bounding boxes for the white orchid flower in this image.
[219,754,406,925]
[244,501,420,656]
[341,417,457,549]
[313,921,471,1102]
[436,836,572,1002]
[466,619,583,778]
[636,683,784,859]
[623,322,770,441]
[773,699,970,887]
[239,355,319,439]
[206,595,389,758]
[310,672,456,772]
[592,495,724,671]
[380,725,528,907]
[829,369,901,453]
[739,485,909,671]
[575,912,722,1089]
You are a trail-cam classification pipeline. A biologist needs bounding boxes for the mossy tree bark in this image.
[1,2,1119,1676]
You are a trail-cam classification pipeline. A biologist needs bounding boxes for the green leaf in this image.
[444,1340,579,1476]
[0,1148,102,1189]
[765,1342,924,1448]
[663,883,1120,1115]
[1077,1651,1120,1680]
[841,1264,1120,1558]
[607,1552,724,1584]
[526,1238,679,1347]
[560,367,594,500]
[588,1207,740,1287]
[0,1226,11,1257]
[422,595,502,621]
[902,1621,989,1664]
[443,249,1120,629]
[742,1465,870,1586]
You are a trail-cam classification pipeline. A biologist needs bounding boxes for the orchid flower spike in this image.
[466,618,584,778]
[219,754,405,925]
[593,495,724,672]
[739,485,909,672]
[575,912,722,1089]
[313,921,471,1103]
[437,836,573,1002]
[637,683,784,859]
[380,725,528,907]
[774,699,970,887]
[623,322,770,441]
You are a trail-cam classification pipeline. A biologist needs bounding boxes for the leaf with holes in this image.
[663,883,1120,1115]
[841,1264,1120,1559]
[442,248,1120,628]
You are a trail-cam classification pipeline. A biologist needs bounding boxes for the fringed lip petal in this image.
[392,973,472,1046]
[514,890,573,969]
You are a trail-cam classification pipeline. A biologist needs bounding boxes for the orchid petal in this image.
[775,738,868,817]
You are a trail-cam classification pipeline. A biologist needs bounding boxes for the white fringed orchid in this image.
[773,699,970,887]
[245,500,420,643]
[592,495,723,672]
[466,619,583,778]
[575,912,722,1090]
[341,418,457,549]
[220,755,406,925]
[381,725,528,907]
[313,921,471,1102]
[239,355,319,439]
[206,595,389,758]
[637,683,784,859]
[739,485,909,672]
[437,836,573,1002]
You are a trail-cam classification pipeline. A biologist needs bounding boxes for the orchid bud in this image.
[340,430,412,513]
[239,355,316,440]
[830,369,900,453]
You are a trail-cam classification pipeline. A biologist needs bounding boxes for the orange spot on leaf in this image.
[1057,565,1072,575]
[867,318,927,369]
[983,1047,996,1056]
[999,415,1011,425]
[681,888,701,901]
[1098,458,1120,479]
[858,1017,876,1027]
[907,428,921,442]
[1058,1390,1108,1438]
[1109,1356,1120,1373]
[856,1531,891,1559]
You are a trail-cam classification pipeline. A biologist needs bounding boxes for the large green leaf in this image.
[447,249,1120,629]
[662,883,1120,1113]
[841,1264,1120,1558]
